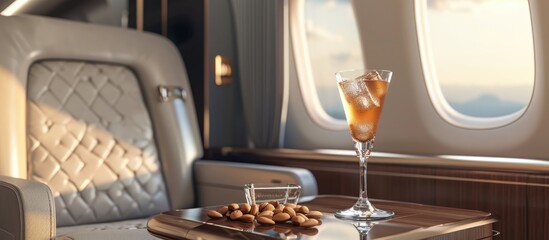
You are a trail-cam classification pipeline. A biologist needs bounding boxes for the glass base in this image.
[335,199,394,220]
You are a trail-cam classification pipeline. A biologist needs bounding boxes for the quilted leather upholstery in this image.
[27,60,169,227]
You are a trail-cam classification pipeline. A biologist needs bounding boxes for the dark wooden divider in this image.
[211,148,549,240]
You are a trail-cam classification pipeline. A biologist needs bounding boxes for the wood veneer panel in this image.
[527,174,549,240]
[434,170,527,240]
[368,164,436,205]
[236,156,436,204]
[309,170,358,196]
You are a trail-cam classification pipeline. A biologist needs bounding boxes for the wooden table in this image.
[147,195,496,240]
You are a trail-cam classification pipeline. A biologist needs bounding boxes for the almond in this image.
[240,214,255,223]
[263,204,275,212]
[228,203,240,211]
[258,210,274,217]
[300,219,319,228]
[259,202,269,211]
[297,206,310,214]
[283,207,297,218]
[306,211,323,219]
[297,213,309,220]
[273,209,283,214]
[249,204,259,215]
[240,203,251,214]
[269,200,279,207]
[285,203,297,209]
[291,215,306,226]
[272,212,291,223]
[230,210,243,220]
[216,206,229,215]
[257,216,275,225]
[207,210,223,219]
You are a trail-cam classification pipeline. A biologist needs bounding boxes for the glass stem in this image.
[355,141,373,202]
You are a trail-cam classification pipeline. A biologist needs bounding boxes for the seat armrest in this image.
[0,176,56,240]
[194,160,318,206]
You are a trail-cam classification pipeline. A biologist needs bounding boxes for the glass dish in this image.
[244,183,301,205]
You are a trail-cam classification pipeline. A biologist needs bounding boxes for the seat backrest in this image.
[0,15,203,227]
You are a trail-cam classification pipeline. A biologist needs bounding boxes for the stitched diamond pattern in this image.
[27,61,169,227]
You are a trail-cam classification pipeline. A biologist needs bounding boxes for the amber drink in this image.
[338,77,388,142]
[335,69,393,220]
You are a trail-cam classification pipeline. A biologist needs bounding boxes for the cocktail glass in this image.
[353,221,378,239]
[335,69,394,220]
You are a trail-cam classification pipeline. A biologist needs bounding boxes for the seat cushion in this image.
[56,218,159,240]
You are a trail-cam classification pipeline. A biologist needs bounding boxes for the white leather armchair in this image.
[0,15,317,240]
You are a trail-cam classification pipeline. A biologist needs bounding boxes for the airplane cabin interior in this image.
[0,0,547,239]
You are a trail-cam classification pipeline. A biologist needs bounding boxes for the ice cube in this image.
[359,79,382,107]
[367,87,381,107]
[358,83,380,108]
[351,123,374,141]
[341,71,385,109]
[354,95,371,109]
[355,71,381,81]
[355,123,373,133]
[367,70,382,80]
[339,80,360,97]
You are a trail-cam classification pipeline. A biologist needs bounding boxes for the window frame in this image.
[414,0,535,129]
[288,0,350,131]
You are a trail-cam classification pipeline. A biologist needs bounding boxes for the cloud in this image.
[308,0,352,9]
[330,51,362,64]
[427,0,489,12]
[324,0,337,9]
[305,20,344,42]
[309,0,350,5]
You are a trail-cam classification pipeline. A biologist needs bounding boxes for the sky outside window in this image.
[305,0,363,120]
[304,0,534,119]
[425,0,534,117]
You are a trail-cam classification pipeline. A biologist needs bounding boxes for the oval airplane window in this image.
[290,0,365,130]
[416,0,535,129]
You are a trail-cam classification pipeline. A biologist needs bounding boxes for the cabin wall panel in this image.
[316,172,356,195]
[368,165,436,205]
[206,0,249,149]
[433,170,528,240]
[128,0,206,143]
[527,175,549,240]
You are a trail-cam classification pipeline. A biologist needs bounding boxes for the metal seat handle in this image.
[158,86,187,102]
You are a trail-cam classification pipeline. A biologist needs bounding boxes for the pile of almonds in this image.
[207,201,323,228]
